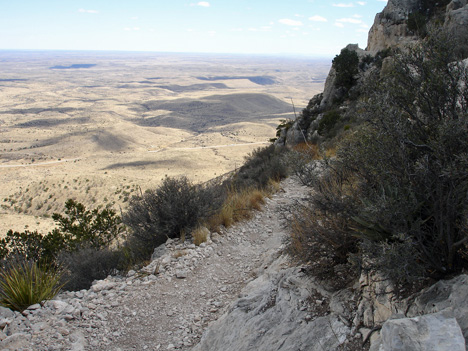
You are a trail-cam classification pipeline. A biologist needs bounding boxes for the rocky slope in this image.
[0,177,312,351]
[0,176,466,350]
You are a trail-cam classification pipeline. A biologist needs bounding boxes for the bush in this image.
[124,176,220,259]
[288,30,468,288]
[318,110,341,137]
[332,48,359,90]
[0,230,65,264]
[52,199,124,250]
[0,259,65,312]
[232,145,289,189]
[59,247,127,291]
[0,200,125,265]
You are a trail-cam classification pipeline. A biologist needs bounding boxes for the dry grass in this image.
[292,142,321,160]
[192,226,210,246]
[173,250,187,259]
[206,187,270,232]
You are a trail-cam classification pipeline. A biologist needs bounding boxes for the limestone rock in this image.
[151,243,167,261]
[0,332,32,350]
[193,256,351,351]
[367,1,417,53]
[406,274,468,342]
[381,311,466,351]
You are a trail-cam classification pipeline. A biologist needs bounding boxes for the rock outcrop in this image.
[193,256,352,351]
[367,0,419,53]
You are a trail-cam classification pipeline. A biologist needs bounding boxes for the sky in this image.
[0,0,388,57]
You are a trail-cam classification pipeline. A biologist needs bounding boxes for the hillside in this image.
[1,1,468,350]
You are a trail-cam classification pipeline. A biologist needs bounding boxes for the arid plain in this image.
[0,50,330,234]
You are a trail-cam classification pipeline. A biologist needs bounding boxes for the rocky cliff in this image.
[367,0,468,53]
[275,0,468,149]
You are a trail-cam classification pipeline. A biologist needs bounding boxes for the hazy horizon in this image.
[0,0,387,56]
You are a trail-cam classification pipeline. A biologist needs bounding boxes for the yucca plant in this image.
[0,259,65,312]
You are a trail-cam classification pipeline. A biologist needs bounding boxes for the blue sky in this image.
[0,0,388,56]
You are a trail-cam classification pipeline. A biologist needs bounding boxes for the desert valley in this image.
[0,51,330,234]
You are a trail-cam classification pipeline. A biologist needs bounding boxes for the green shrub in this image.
[332,48,359,90]
[0,229,66,264]
[1,201,125,266]
[59,247,127,291]
[407,12,427,36]
[52,199,124,250]
[232,145,289,189]
[318,110,341,137]
[124,176,220,259]
[0,259,65,312]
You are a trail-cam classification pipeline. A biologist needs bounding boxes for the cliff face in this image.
[367,0,420,53]
[367,0,468,53]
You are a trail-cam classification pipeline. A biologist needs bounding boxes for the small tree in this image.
[52,199,124,250]
[332,48,359,90]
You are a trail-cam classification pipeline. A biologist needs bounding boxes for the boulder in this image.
[381,311,465,351]
[406,274,468,343]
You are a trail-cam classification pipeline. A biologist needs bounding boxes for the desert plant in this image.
[0,259,65,312]
[192,226,209,246]
[289,30,468,287]
[318,110,341,137]
[59,247,127,291]
[332,48,359,90]
[232,145,289,189]
[124,176,220,258]
[53,199,124,250]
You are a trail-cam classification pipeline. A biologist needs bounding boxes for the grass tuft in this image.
[192,226,209,246]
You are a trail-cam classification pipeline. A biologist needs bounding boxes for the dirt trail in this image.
[88,177,306,351]
[3,177,307,351]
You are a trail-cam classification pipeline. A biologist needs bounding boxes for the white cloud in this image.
[334,22,345,27]
[309,15,327,22]
[124,27,140,31]
[332,3,354,7]
[336,17,363,24]
[207,30,216,36]
[131,16,139,20]
[357,1,366,5]
[197,1,210,7]
[78,8,99,14]
[278,19,303,26]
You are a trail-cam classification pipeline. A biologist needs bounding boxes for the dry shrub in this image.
[292,142,321,160]
[248,189,266,211]
[205,187,269,231]
[192,226,209,246]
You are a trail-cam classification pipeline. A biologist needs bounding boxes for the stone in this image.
[151,244,167,261]
[381,311,466,351]
[0,333,31,350]
[0,307,14,320]
[91,280,116,293]
[175,270,188,279]
[406,274,468,342]
[193,256,350,351]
